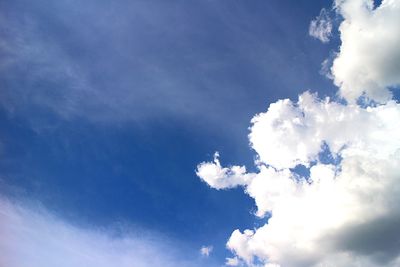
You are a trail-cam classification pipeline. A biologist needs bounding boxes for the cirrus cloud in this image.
[0,197,212,267]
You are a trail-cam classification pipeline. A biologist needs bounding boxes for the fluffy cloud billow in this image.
[332,0,400,103]
[197,0,400,266]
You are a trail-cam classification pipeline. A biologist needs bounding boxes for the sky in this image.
[0,0,400,266]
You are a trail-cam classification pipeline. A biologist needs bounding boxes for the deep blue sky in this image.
[0,0,337,264]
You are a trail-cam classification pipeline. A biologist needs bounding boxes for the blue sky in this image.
[2,0,400,266]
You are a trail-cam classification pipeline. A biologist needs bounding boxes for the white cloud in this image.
[0,198,209,267]
[331,0,400,103]
[225,256,240,266]
[200,245,213,257]
[309,8,333,43]
[197,1,400,266]
[196,152,255,190]
[198,93,400,267]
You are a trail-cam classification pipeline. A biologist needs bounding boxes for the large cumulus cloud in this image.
[197,0,400,266]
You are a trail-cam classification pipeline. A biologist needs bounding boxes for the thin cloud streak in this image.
[0,0,330,133]
[0,197,210,267]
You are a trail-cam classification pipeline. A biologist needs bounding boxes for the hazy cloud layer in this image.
[0,0,322,131]
[0,0,211,123]
[197,0,400,266]
[0,198,209,267]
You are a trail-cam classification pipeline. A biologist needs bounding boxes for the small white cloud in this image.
[225,256,240,266]
[200,245,213,257]
[309,8,333,43]
[196,152,254,190]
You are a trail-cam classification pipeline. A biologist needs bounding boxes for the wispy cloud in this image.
[0,197,210,267]
[0,0,226,124]
[200,245,213,257]
[0,0,330,135]
[309,8,333,43]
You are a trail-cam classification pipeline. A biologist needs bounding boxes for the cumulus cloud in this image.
[198,93,400,267]
[0,198,209,267]
[196,152,255,190]
[331,0,400,103]
[309,8,333,43]
[197,0,400,266]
